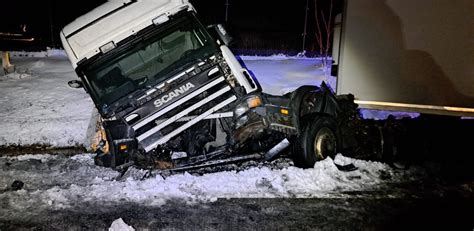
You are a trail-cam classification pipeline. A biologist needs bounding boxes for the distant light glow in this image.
[0,32,35,42]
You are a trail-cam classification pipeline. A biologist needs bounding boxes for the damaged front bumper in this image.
[232,93,297,144]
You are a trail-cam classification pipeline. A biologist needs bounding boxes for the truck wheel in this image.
[292,116,340,168]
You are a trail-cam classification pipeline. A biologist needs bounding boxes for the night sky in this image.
[1,0,342,54]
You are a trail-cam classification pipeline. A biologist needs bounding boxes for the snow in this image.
[109,218,135,231]
[2,71,32,80]
[0,55,94,148]
[8,48,68,58]
[0,153,425,213]
[5,154,56,161]
[359,109,420,120]
[239,55,336,95]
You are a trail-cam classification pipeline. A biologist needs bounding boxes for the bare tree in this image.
[301,0,310,54]
[225,0,230,22]
[314,0,334,73]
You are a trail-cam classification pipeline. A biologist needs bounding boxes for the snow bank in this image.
[359,109,420,120]
[8,48,67,58]
[0,153,425,213]
[5,154,56,162]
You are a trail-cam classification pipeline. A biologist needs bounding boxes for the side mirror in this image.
[68,80,83,89]
[209,24,233,46]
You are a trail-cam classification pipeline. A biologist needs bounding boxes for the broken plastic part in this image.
[265,138,290,161]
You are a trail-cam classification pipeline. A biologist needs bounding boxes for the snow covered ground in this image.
[0,153,426,214]
[0,53,93,148]
[2,152,471,230]
[239,54,336,95]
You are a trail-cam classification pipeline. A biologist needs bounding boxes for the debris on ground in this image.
[109,218,135,231]
[11,180,24,191]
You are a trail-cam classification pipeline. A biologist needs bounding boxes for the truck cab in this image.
[61,0,342,169]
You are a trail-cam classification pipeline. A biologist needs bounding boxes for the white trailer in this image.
[334,0,474,117]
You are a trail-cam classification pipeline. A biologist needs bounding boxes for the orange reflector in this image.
[280,109,289,115]
[119,144,128,151]
[248,97,262,108]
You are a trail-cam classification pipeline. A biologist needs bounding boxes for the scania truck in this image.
[61,0,348,170]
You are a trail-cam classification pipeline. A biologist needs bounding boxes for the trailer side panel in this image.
[337,0,474,115]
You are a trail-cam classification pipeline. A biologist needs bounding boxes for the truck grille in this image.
[130,76,236,152]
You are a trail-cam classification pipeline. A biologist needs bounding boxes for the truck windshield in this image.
[83,14,218,107]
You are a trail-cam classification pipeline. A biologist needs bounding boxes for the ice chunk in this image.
[109,218,135,231]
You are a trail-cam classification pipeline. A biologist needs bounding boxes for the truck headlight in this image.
[234,95,262,118]
[234,104,249,118]
[247,96,262,108]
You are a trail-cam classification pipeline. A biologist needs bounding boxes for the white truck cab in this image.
[61,0,194,69]
[61,0,342,169]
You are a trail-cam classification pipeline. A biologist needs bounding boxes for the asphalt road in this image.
[1,171,473,230]
[1,196,473,230]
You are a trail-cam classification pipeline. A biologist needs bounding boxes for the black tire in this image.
[292,116,341,168]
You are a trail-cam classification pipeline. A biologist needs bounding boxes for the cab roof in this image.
[61,0,194,68]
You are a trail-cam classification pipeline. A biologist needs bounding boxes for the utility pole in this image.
[302,0,309,52]
[225,0,230,22]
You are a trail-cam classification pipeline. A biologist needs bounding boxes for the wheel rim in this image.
[313,127,336,160]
